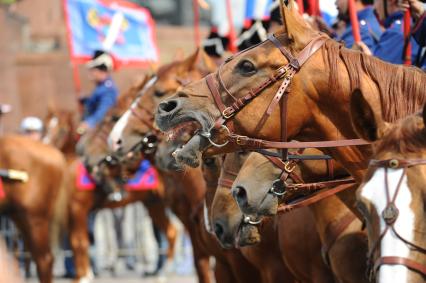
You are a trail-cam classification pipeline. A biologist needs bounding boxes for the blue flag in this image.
[64,0,159,67]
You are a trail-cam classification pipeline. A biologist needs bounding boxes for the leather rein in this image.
[204,33,368,160]
[366,158,426,279]
[260,154,356,213]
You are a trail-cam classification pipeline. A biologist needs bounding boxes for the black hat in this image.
[86,50,114,71]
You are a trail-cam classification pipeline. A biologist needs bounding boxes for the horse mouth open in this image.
[156,103,214,167]
[164,120,201,142]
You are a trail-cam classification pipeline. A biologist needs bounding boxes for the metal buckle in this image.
[235,135,249,146]
[284,161,296,173]
[388,159,399,169]
[222,107,235,119]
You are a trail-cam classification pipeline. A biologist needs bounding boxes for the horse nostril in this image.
[214,222,224,238]
[117,139,122,145]
[233,185,248,206]
[158,99,178,114]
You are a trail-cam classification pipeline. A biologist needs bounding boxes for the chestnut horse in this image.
[231,149,368,282]
[206,151,334,282]
[110,49,267,283]
[350,90,426,283]
[155,139,263,283]
[0,135,68,283]
[44,79,177,283]
[154,0,426,214]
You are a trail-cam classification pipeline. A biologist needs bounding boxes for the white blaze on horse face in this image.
[361,168,415,283]
[108,76,158,151]
[109,109,131,151]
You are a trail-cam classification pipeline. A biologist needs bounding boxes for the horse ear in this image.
[181,48,202,70]
[193,48,217,73]
[350,89,387,142]
[279,0,315,48]
[46,99,57,117]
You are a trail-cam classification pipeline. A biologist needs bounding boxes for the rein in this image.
[260,154,356,213]
[366,158,426,279]
[203,33,368,159]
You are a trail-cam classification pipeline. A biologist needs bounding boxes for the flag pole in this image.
[72,63,81,96]
[348,0,361,43]
[225,0,237,53]
[403,10,412,65]
[193,0,201,47]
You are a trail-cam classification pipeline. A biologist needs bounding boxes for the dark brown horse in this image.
[0,135,68,283]
[231,149,368,282]
[350,91,426,283]
[44,78,177,283]
[154,0,426,214]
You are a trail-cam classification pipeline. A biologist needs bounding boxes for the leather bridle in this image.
[366,158,426,280]
[260,154,356,212]
[203,33,368,160]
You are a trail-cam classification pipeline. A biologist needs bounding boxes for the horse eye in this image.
[237,60,256,76]
[203,158,216,166]
[154,90,166,97]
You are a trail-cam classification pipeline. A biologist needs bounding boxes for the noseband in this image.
[203,33,368,160]
[367,158,426,279]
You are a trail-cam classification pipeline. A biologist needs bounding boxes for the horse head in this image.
[109,48,217,160]
[351,89,426,283]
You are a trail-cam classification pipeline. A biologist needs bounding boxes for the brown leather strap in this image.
[229,134,369,149]
[285,178,355,193]
[218,177,235,188]
[268,34,300,69]
[277,182,355,212]
[206,74,226,113]
[370,158,426,169]
[374,256,426,276]
[322,212,357,262]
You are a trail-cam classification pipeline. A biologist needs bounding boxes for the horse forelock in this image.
[375,113,426,155]
[325,40,426,123]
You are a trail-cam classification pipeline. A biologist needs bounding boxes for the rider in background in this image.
[77,50,118,135]
[360,0,425,67]
[335,0,383,49]
[20,116,43,141]
[407,0,426,48]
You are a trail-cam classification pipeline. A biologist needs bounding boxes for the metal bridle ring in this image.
[269,185,287,196]
[199,125,230,148]
[243,215,262,225]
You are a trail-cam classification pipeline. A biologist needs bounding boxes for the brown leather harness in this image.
[217,152,357,262]
[366,158,426,280]
[261,154,356,212]
[204,33,368,160]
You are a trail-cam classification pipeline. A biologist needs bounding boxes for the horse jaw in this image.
[173,134,210,168]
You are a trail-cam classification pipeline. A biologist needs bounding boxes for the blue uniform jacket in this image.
[413,12,426,47]
[374,11,425,68]
[339,6,383,50]
[81,77,118,128]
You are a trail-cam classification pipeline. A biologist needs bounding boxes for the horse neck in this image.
[308,195,358,244]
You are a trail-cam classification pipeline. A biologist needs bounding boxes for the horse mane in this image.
[324,40,426,122]
[375,112,426,154]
